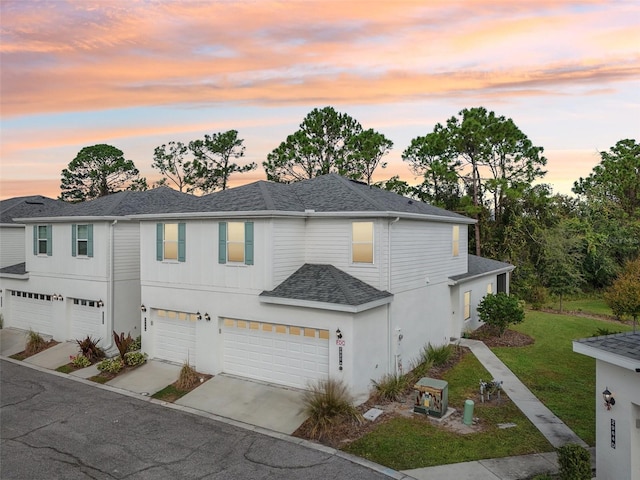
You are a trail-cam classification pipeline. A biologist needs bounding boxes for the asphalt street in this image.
[0,360,391,480]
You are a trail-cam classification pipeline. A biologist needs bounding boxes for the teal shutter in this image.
[46,224,52,256]
[156,223,163,261]
[33,225,37,255]
[71,224,77,257]
[244,222,254,265]
[218,222,227,264]
[178,223,186,262]
[87,224,93,258]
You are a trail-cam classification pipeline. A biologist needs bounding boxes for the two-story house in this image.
[0,188,197,352]
[133,174,513,400]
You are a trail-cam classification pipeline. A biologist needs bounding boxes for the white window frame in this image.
[227,221,245,263]
[164,223,179,261]
[464,291,471,320]
[76,224,89,256]
[452,225,459,257]
[352,221,374,264]
[37,225,49,255]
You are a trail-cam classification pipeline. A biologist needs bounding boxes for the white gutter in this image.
[388,217,400,375]
[103,220,117,351]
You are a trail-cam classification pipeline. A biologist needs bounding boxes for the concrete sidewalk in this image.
[458,338,588,448]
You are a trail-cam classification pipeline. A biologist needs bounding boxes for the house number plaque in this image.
[611,419,616,449]
[339,346,343,371]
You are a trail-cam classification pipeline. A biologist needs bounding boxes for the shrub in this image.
[128,335,142,352]
[557,443,591,480]
[70,354,92,368]
[527,285,549,310]
[113,331,134,360]
[25,329,47,356]
[96,357,124,374]
[422,343,453,367]
[408,356,433,383]
[591,327,621,337]
[303,378,362,440]
[176,361,199,390]
[371,373,409,402]
[76,335,105,362]
[124,351,147,367]
[477,292,525,336]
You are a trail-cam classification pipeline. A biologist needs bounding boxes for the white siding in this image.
[114,222,140,281]
[391,220,467,292]
[272,218,306,285]
[0,226,25,268]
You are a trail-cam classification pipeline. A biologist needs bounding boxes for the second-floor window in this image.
[156,223,186,262]
[452,225,460,257]
[219,221,254,265]
[352,221,374,264]
[33,224,52,256]
[72,224,93,257]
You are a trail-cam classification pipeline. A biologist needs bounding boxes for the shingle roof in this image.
[259,264,393,310]
[16,187,200,220]
[199,174,470,220]
[0,196,66,224]
[449,254,514,282]
[575,332,640,363]
[0,262,27,275]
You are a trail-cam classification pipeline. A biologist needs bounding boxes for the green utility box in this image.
[413,377,449,418]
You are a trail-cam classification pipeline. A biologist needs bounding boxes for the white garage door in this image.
[8,290,54,335]
[153,309,196,366]
[222,319,329,390]
[71,300,103,341]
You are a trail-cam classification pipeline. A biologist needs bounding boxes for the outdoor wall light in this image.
[140,304,147,312]
[204,313,211,322]
[196,311,202,321]
[97,299,104,308]
[336,328,343,339]
[603,387,615,410]
[52,294,59,301]
[57,294,64,301]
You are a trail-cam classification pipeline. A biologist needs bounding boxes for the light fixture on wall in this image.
[52,294,59,301]
[57,294,64,301]
[336,328,342,339]
[97,299,104,308]
[196,311,202,321]
[603,387,615,410]
[140,304,147,312]
[204,313,211,322]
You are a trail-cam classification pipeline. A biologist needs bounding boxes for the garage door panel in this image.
[9,292,54,335]
[71,303,102,341]
[223,320,329,390]
[154,312,196,366]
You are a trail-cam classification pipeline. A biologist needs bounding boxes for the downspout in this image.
[103,220,117,351]
[388,217,399,375]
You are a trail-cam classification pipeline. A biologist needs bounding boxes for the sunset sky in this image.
[1,0,639,201]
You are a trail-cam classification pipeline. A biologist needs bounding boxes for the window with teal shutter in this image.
[86,224,93,257]
[34,225,52,256]
[218,222,227,264]
[72,224,93,257]
[244,222,254,265]
[156,223,163,261]
[72,224,77,256]
[156,223,185,262]
[178,223,186,262]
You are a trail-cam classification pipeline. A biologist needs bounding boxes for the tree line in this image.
[58,106,639,305]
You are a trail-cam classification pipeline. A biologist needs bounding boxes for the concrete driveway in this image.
[176,374,309,435]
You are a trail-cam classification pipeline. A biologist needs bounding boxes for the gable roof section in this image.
[573,332,640,372]
[0,262,27,276]
[259,263,393,313]
[449,254,514,283]
[14,187,200,221]
[1,196,66,224]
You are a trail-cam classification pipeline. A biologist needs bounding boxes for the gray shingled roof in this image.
[0,262,27,275]
[449,254,514,282]
[1,196,66,224]
[575,332,640,363]
[260,264,393,309]
[15,187,200,220]
[199,174,471,220]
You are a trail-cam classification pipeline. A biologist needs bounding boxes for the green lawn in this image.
[545,296,614,317]
[492,311,632,446]
[345,310,632,469]
[343,352,553,470]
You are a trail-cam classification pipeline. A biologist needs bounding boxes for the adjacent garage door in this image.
[222,319,329,390]
[70,299,103,341]
[8,290,54,335]
[153,309,197,365]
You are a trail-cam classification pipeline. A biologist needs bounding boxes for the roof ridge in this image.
[257,181,276,210]
[334,174,387,211]
[328,264,357,304]
[101,190,132,215]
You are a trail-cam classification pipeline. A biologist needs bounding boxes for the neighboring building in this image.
[1,175,513,400]
[573,332,640,480]
[0,188,197,352]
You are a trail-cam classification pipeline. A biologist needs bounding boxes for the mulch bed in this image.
[9,340,59,361]
[293,329,532,448]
